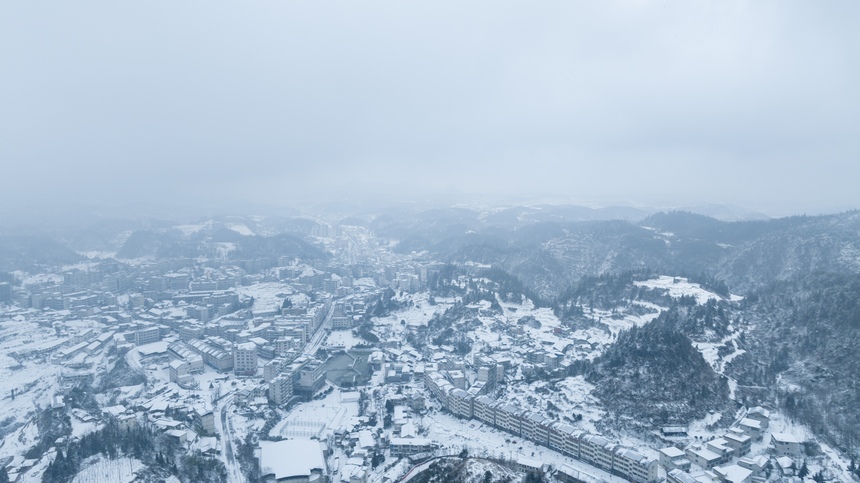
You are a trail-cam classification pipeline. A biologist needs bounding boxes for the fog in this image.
[2,1,858,216]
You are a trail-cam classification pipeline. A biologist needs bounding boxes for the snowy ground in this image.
[235,282,294,315]
[70,456,143,483]
[498,375,605,434]
[173,221,212,236]
[634,275,727,305]
[369,292,454,341]
[225,223,255,236]
[0,319,72,460]
[269,388,359,440]
[325,330,364,350]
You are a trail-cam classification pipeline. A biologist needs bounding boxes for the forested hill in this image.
[583,318,731,430]
[727,272,860,449]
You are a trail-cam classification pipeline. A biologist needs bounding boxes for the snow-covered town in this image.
[0,218,854,483]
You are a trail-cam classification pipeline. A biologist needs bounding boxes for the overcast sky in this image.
[2,1,858,216]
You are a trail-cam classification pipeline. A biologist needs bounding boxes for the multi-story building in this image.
[233,342,258,376]
[165,273,190,291]
[473,396,496,426]
[178,323,205,341]
[263,358,286,382]
[389,437,434,457]
[737,418,763,441]
[0,282,12,303]
[723,431,752,456]
[169,360,192,385]
[194,408,215,436]
[686,445,723,470]
[770,433,801,458]
[274,337,298,355]
[422,366,658,483]
[134,326,161,346]
[614,447,659,483]
[447,389,473,419]
[705,438,735,465]
[295,360,326,400]
[189,305,213,323]
[659,446,691,472]
[187,339,233,372]
[522,412,551,446]
[167,342,205,372]
[580,434,611,469]
[745,407,770,429]
[269,373,294,406]
[495,404,523,437]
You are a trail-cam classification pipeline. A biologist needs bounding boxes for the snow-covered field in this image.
[634,275,726,305]
[0,320,68,460]
[225,223,254,236]
[71,457,143,483]
[235,282,293,315]
[325,330,364,350]
[269,388,359,439]
[369,292,454,340]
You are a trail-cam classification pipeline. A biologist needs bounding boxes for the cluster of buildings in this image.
[422,361,658,483]
[266,355,327,405]
[658,407,807,483]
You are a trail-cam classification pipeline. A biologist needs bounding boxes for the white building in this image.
[168,360,193,386]
[234,342,258,376]
[770,432,802,457]
[660,446,692,471]
[259,439,327,482]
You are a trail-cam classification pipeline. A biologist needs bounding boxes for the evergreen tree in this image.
[798,461,809,478]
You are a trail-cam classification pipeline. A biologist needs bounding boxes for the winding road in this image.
[215,393,244,482]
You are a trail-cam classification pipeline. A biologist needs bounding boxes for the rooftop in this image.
[259,440,326,480]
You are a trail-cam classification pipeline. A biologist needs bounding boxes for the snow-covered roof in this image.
[738,418,761,429]
[747,406,770,419]
[667,469,697,483]
[400,422,417,438]
[723,432,750,444]
[715,464,753,483]
[137,341,169,356]
[775,456,794,469]
[236,342,256,351]
[390,437,432,446]
[357,429,375,449]
[103,405,126,417]
[688,446,722,462]
[259,440,326,480]
[771,432,800,444]
[660,446,685,458]
[516,455,542,469]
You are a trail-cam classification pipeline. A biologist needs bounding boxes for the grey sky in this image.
[2,1,858,215]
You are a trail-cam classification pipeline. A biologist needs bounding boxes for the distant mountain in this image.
[678,203,771,222]
[116,229,198,259]
[384,209,860,298]
[116,225,329,262]
[0,235,84,271]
